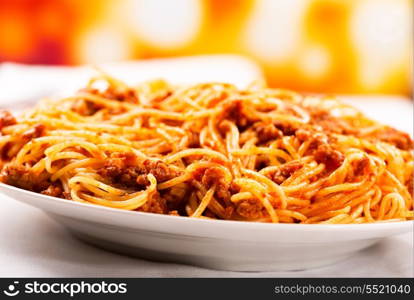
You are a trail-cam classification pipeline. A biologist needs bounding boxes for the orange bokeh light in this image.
[0,0,412,95]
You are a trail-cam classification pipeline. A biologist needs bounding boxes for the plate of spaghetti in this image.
[0,74,412,271]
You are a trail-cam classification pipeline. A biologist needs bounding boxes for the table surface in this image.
[0,195,412,277]
[0,61,412,277]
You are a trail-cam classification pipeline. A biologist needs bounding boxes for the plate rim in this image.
[1,182,413,233]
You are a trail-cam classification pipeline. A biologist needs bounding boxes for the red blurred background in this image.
[0,0,412,95]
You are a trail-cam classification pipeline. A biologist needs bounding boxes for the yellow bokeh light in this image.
[299,45,331,80]
[77,26,133,64]
[0,13,33,58]
[243,0,309,64]
[124,0,203,49]
[0,0,411,95]
[350,0,412,90]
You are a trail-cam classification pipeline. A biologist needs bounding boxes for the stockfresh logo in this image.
[3,281,20,297]
[2,280,127,297]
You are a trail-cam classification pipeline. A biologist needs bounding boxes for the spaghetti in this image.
[0,75,412,224]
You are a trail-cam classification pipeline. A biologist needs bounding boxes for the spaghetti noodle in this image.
[0,75,412,224]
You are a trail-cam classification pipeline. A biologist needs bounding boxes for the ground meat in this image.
[98,153,174,214]
[83,87,139,104]
[72,86,132,116]
[352,156,370,177]
[136,159,181,186]
[40,183,63,198]
[314,144,345,172]
[149,91,172,106]
[295,128,328,150]
[229,181,241,194]
[313,112,356,135]
[0,110,16,130]
[0,124,46,160]
[98,153,138,187]
[1,164,50,192]
[1,142,12,160]
[270,161,304,184]
[71,99,104,116]
[168,210,180,216]
[98,153,180,188]
[22,124,46,140]
[137,191,167,214]
[219,100,250,128]
[273,120,298,136]
[192,166,231,203]
[146,160,180,182]
[295,128,311,141]
[199,167,222,188]
[236,199,264,219]
[223,206,235,219]
[369,127,413,151]
[186,131,200,148]
[254,122,282,143]
[106,88,139,104]
[161,183,189,211]
[308,108,413,151]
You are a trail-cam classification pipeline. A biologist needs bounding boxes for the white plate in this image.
[0,183,412,271]
[0,60,412,272]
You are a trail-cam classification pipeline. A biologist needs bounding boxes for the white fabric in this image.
[0,60,412,277]
[0,195,412,277]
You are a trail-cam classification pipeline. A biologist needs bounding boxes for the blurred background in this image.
[0,0,412,95]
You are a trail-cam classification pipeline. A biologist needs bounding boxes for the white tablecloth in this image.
[0,195,412,277]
